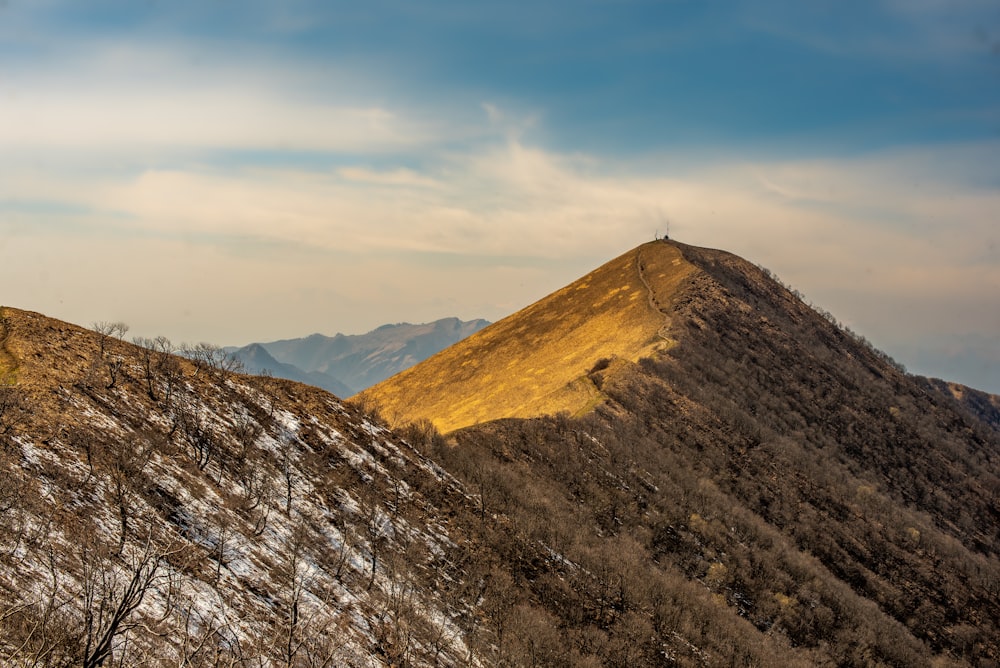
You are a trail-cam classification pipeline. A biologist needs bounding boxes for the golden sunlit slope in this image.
[359,240,696,432]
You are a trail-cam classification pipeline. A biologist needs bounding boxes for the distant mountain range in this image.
[229,317,490,396]
[230,343,356,397]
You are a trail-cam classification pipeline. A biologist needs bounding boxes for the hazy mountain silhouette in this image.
[231,342,355,397]
[236,317,490,396]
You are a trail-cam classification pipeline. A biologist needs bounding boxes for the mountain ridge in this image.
[1,238,998,666]
[406,238,1000,663]
[232,342,356,397]
[361,241,694,432]
[233,317,490,396]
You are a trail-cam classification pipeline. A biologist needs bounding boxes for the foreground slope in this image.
[4,304,864,668]
[0,305,845,667]
[361,242,694,431]
[0,307,505,666]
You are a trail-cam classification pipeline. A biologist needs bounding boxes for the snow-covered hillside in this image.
[0,308,494,666]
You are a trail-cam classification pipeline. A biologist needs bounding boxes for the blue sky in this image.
[1,0,998,392]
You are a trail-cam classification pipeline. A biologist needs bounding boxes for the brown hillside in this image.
[0,305,514,666]
[360,240,695,432]
[3,232,999,666]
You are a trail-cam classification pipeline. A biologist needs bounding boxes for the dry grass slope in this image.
[360,241,696,432]
[0,307,499,666]
[0,308,19,384]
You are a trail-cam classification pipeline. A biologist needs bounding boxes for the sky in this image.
[1,0,998,393]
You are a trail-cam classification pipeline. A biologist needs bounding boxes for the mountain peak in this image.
[361,240,696,432]
[241,342,273,358]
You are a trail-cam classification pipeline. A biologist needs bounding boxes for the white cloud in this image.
[337,167,443,189]
[0,84,431,153]
[6,137,998,301]
[0,38,457,154]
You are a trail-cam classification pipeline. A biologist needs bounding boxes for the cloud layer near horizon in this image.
[4,131,998,387]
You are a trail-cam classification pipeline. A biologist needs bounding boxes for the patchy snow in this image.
[273,408,301,436]
[15,436,42,467]
[1,341,489,668]
[359,418,387,437]
[73,399,125,433]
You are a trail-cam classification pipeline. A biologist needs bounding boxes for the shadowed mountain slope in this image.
[918,376,1000,433]
[409,240,1000,666]
[361,241,694,432]
[362,239,1000,665]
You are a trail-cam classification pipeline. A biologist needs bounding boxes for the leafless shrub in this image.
[174,404,216,471]
[132,335,177,402]
[0,385,26,446]
[182,343,244,379]
[99,436,154,555]
[77,530,177,668]
[346,394,386,427]
[92,321,130,345]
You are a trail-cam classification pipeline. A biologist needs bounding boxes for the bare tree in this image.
[158,351,184,410]
[79,530,176,668]
[359,487,390,591]
[175,405,215,471]
[372,550,418,665]
[0,460,31,558]
[298,612,352,668]
[210,509,234,586]
[174,597,226,668]
[0,385,25,447]
[90,322,130,391]
[269,518,351,668]
[102,436,154,556]
[182,343,244,380]
[132,336,175,402]
[92,321,130,347]
[276,436,297,516]
[273,518,319,667]
[234,458,272,538]
[481,567,519,665]
[0,547,77,667]
[132,337,160,401]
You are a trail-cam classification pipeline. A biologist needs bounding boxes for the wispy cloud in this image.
[4,137,997,349]
[2,93,426,153]
[0,45,444,154]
